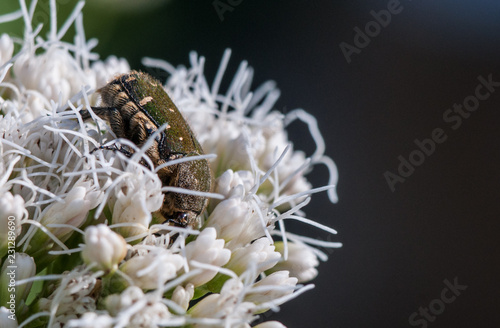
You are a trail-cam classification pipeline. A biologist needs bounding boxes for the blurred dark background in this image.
[5,0,500,327]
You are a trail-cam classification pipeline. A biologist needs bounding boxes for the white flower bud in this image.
[0,253,36,307]
[214,170,254,200]
[257,122,312,204]
[81,224,127,272]
[110,168,163,238]
[0,34,14,66]
[188,293,220,319]
[37,268,98,321]
[142,233,170,248]
[90,56,130,90]
[219,277,244,302]
[67,312,113,328]
[206,197,266,249]
[0,192,26,257]
[120,249,183,290]
[41,179,102,241]
[189,278,256,326]
[105,286,145,316]
[245,271,297,305]
[0,306,17,328]
[105,286,170,325]
[184,228,230,286]
[172,283,194,311]
[270,242,319,283]
[13,46,93,109]
[226,238,280,278]
[254,321,287,328]
[199,120,256,172]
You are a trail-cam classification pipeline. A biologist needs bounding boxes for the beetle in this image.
[80,71,212,228]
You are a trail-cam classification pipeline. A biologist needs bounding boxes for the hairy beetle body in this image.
[81,71,212,227]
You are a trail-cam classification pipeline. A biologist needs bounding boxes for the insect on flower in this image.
[80,71,212,228]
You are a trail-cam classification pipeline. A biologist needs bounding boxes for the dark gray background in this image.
[87,1,500,327]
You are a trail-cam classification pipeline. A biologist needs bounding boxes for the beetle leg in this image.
[90,144,134,158]
[80,107,133,158]
[79,107,112,120]
[80,107,127,139]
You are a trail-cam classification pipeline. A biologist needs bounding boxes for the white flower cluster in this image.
[0,1,341,327]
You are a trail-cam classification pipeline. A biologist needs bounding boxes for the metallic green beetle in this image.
[80,71,212,228]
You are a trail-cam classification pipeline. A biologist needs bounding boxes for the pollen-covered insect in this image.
[80,71,212,228]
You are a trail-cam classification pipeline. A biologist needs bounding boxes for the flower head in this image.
[0,1,340,327]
